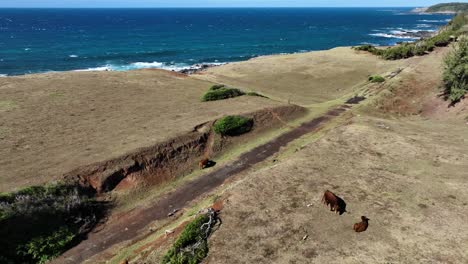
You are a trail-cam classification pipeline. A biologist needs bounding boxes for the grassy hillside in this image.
[354,12,468,60]
[426,2,468,13]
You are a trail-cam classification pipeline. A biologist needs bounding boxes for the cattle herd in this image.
[322,190,369,233]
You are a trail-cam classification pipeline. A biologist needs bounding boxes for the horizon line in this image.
[0,6,424,9]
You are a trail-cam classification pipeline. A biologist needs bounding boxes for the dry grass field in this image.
[0,69,287,192]
[205,115,468,264]
[129,46,468,264]
[200,47,468,263]
[194,47,401,105]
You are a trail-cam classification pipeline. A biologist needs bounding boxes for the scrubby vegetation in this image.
[368,75,385,83]
[246,91,267,98]
[162,210,218,264]
[213,115,254,136]
[353,12,467,60]
[443,37,468,103]
[426,3,468,13]
[201,84,245,102]
[0,184,109,263]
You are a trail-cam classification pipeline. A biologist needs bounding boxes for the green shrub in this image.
[213,116,253,136]
[368,75,386,83]
[429,30,455,47]
[381,43,415,60]
[162,214,212,264]
[449,12,468,32]
[18,227,75,264]
[0,183,109,263]
[209,84,225,91]
[443,37,468,103]
[201,87,245,101]
[246,91,266,98]
[353,45,383,56]
[353,45,376,52]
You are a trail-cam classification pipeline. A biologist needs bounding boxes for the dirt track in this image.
[54,105,351,264]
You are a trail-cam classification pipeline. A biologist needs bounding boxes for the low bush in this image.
[246,91,267,98]
[209,84,225,91]
[0,183,109,263]
[162,211,217,264]
[381,43,416,60]
[428,30,455,47]
[443,37,468,103]
[368,75,385,83]
[201,87,245,102]
[213,115,253,136]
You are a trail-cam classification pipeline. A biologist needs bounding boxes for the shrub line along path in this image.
[54,104,353,264]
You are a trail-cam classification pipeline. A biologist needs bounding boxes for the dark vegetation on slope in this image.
[0,184,110,264]
[369,75,386,83]
[426,2,468,13]
[443,37,468,103]
[354,12,467,60]
[201,84,245,101]
[213,115,254,136]
[201,84,265,101]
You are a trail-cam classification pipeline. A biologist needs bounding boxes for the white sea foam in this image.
[69,55,79,58]
[418,19,447,23]
[359,42,381,46]
[74,61,226,73]
[0,74,7,77]
[416,24,432,28]
[369,33,419,39]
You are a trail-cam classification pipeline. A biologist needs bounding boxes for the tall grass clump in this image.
[213,115,253,136]
[201,84,245,102]
[443,37,468,103]
[0,184,110,263]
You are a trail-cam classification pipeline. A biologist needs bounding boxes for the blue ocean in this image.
[0,8,453,76]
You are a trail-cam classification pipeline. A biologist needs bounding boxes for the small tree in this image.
[443,37,468,103]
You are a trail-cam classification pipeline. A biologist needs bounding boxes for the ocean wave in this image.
[69,55,79,58]
[74,61,226,73]
[359,42,381,46]
[418,19,447,23]
[416,24,432,28]
[0,74,7,77]
[369,33,419,40]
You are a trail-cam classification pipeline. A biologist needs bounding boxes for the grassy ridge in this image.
[354,12,467,60]
[426,3,468,13]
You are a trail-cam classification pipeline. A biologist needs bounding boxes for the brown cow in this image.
[353,216,370,232]
[199,158,209,169]
[322,190,347,215]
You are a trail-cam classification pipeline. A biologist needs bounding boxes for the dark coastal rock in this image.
[179,64,216,75]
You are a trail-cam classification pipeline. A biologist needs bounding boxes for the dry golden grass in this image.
[204,115,468,264]
[0,69,286,192]
[194,47,401,105]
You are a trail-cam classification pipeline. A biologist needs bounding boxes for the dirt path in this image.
[54,105,351,264]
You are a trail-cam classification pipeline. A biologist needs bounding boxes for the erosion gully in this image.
[55,105,351,264]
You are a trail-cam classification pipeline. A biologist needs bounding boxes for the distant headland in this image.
[412,2,468,14]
